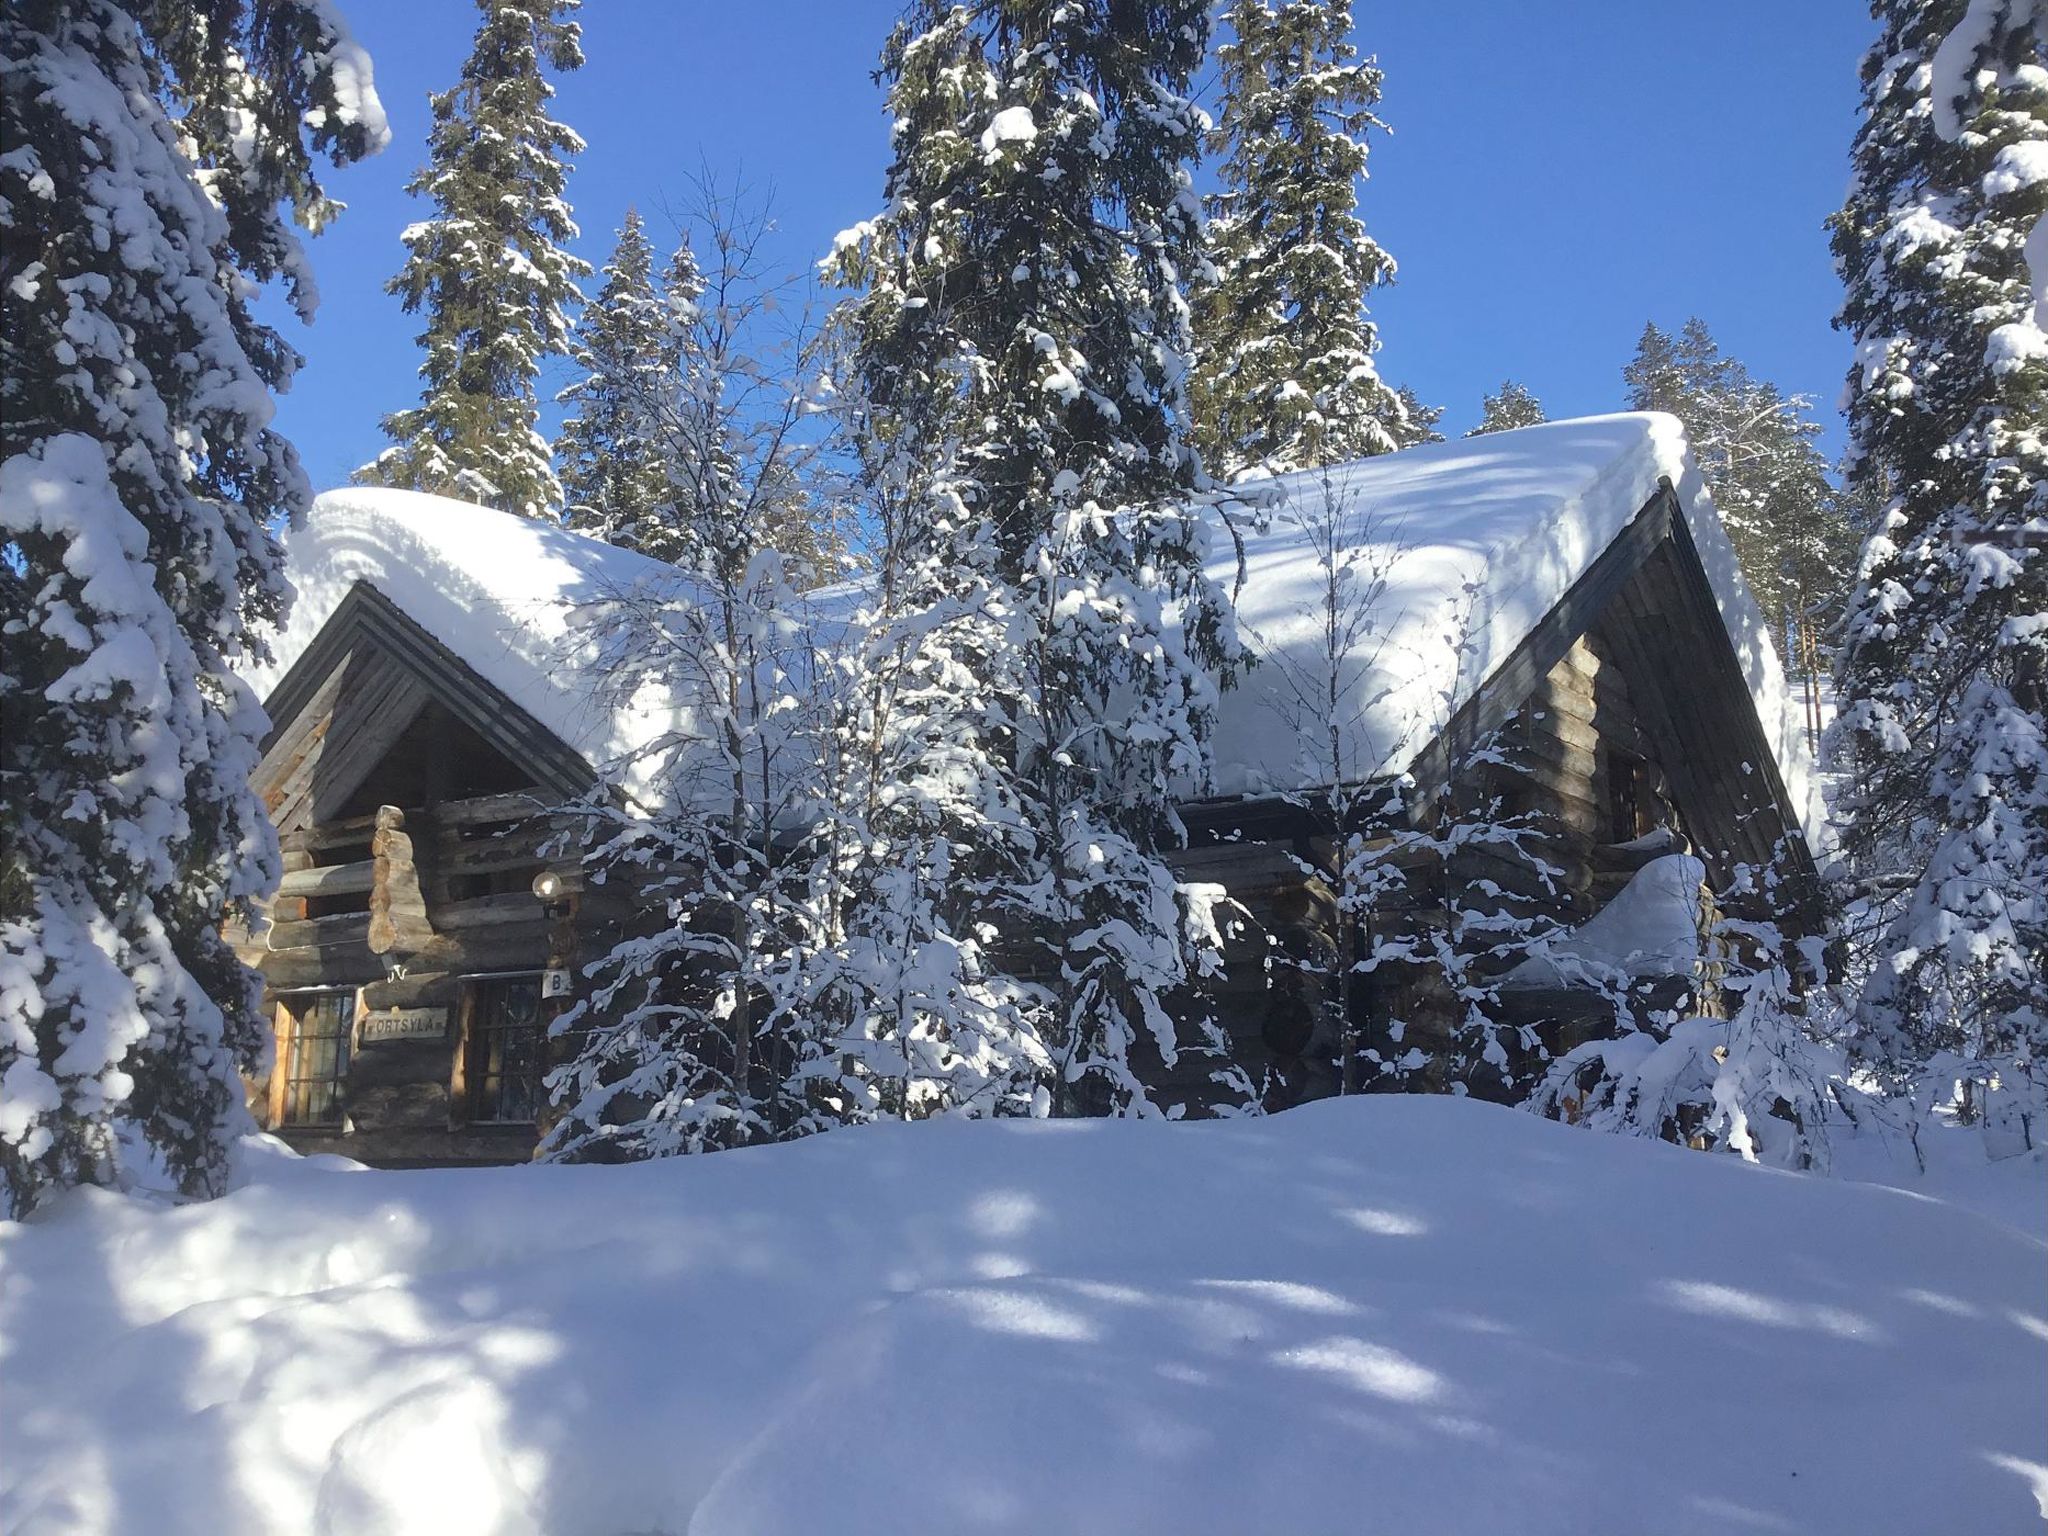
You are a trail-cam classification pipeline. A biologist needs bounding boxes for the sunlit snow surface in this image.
[2,1099,2040,1536]
[247,413,1818,832]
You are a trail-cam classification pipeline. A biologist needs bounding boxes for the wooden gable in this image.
[1389,479,1818,922]
[254,581,598,837]
[1186,478,1820,928]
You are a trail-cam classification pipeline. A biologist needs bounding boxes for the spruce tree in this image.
[556,208,674,547]
[1467,380,1547,436]
[1191,0,1402,478]
[546,192,850,1155]
[1,0,385,1215]
[1386,384,1443,447]
[830,0,1251,1115]
[1828,0,2047,1137]
[1624,319,1853,663]
[360,0,587,519]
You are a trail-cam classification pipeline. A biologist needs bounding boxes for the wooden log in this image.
[262,911,373,952]
[1503,730,1598,785]
[436,843,551,883]
[277,860,377,900]
[279,810,383,855]
[436,790,565,828]
[369,805,436,955]
[1556,637,1603,684]
[1448,845,1589,906]
[1519,706,1604,757]
[430,891,548,933]
[1166,841,1310,888]
[1517,782,1607,840]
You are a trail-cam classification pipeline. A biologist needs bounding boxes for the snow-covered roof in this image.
[244,486,706,807]
[1210,413,1816,829]
[249,414,1815,832]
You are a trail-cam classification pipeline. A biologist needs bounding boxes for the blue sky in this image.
[276,0,1876,491]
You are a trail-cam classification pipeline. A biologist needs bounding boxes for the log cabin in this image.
[234,412,1821,1163]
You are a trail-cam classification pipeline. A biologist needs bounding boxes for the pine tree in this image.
[360,0,587,519]
[540,550,831,1159]
[828,0,1252,1116]
[546,192,849,1157]
[795,402,1056,1121]
[1191,0,1402,478]
[1385,384,1443,447]
[1827,0,2047,1141]
[555,209,675,547]
[0,0,385,1215]
[1467,380,1547,436]
[1624,319,1854,664]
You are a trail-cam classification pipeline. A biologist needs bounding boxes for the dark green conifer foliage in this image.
[829,0,1252,1114]
[1467,380,1547,435]
[1827,0,2047,1111]
[557,208,675,548]
[1192,0,1402,477]
[1,0,384,1213]
[362,0,588,519]
[1624,319,1853,661]
[1386,385,1444,446]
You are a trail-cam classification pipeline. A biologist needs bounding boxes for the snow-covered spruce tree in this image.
[1466,380,1547,436]
[555,208,675,547]
[828,0,1253,1117]
[1384,384,1443,447]
[1624,319,1854,671]
[795,370,1057,1121]
[1190,0,1402,478]
[1529,902,1863,1172]
[0,0,385,1215]
[538,553,831,1160]
[544,191,843,1159]
[1827,0,2047,1143]
[359,0,587,519]
[809,12,1066,1121]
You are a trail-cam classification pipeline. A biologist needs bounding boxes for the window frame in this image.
[1604,750,1649,844]
[457,971,550,1126]
[271,987,358,1129]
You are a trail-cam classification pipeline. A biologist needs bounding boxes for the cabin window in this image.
[1606,753,1646,843]
[464,974,546,1124]
[278,990,355,1126]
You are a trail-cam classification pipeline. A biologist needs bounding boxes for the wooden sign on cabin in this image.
[359,1006,448,1044]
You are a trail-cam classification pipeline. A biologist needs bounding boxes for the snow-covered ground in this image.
[2,1100,2041,1536]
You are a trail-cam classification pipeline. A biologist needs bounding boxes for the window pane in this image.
[470,977,545,1123]
[281,992,354,1127]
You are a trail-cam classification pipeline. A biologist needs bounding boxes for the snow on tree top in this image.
[249,413,1814,830]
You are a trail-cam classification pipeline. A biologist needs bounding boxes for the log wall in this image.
[1175,625,1713,1112]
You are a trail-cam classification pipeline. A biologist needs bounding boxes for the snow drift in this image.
[2,1099,2041,1535]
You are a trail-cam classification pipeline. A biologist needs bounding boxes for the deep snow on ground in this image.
[2,1099,2042,1536]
